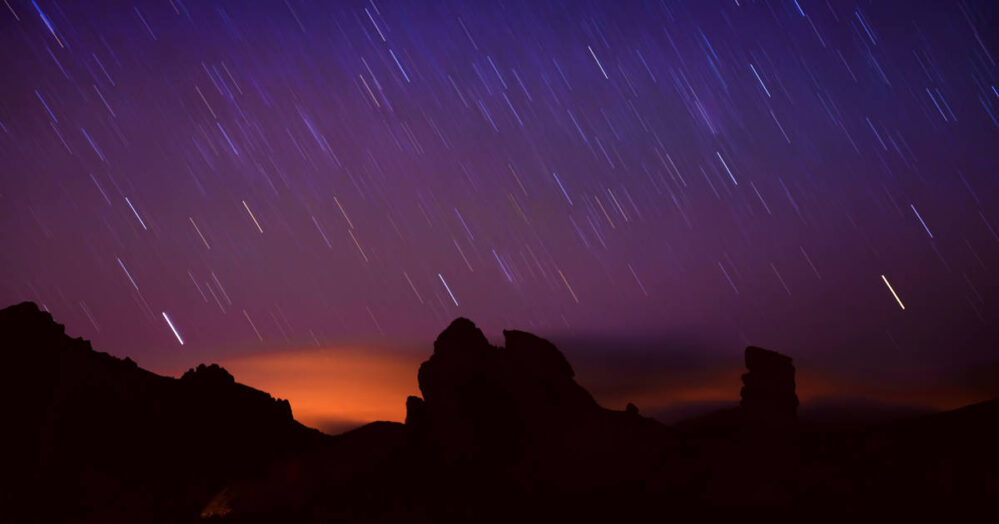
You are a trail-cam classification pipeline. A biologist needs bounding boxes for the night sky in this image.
[2,0,998,429]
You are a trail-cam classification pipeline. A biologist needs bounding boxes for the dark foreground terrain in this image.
[2,301,997,522]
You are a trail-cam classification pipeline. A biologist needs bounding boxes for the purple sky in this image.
[2,0,998,405]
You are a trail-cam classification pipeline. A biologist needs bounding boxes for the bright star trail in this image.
[1,0,997,400]
[881,274,905,311]
[162,311,184,345]
[438,273,458,307]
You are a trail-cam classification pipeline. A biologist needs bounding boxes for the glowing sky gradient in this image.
[2,0,998,415]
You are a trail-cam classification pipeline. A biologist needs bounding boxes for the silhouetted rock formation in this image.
[400,318,672,519]
[411,319,608,464]
[732,347,801,505]
[183,362,236,383]
[5,303,999,522]
[740,345,799,421]
[0,302,325,523]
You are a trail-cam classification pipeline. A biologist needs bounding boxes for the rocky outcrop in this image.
[0,301,324,523]
[182,363,237,384]
[731,346,800,505]
[405,317,668,502]
[413,318,598,432]
[740,346,799,421]
[410,318,604,466]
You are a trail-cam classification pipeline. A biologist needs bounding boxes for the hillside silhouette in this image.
[2,301,998,522]
[1,302,328,522]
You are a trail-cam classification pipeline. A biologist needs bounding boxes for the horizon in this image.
[146,339,999,435]
[5,299,986,437]
[40,306,981,435]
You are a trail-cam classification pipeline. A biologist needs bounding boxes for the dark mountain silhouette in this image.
[3,303,999,522]
[1,302,327,523]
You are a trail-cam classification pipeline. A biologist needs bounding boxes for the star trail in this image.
[1,0,998,400]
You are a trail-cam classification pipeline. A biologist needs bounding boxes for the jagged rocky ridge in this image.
[3,303,998,522]
[1,302,326,523]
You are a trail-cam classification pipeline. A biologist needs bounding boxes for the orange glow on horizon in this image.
[218,347,422,434]
[200,347,985,435]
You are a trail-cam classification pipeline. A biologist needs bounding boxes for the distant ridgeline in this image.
[2,302,996,522]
